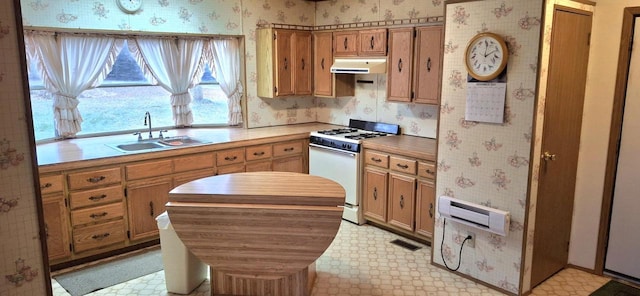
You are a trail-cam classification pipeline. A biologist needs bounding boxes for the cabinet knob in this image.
[400,195,405,209]
[284,58,288,70]
[321,58,325,70]
[427,57,432,72]
[373,187,378,200]
[87,176,106,183]
[301,58,305,70]
[398,58,403,72]
[343,37,348,50]
[429,203,434,218]
[41,183,52,189]
[225,156,238,161]
[370,36,375,49]
[149,201,154,217]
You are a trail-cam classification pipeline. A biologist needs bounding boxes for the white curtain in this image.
[209,38,243,125]
[129,38,206,126]
[25,32,124,137]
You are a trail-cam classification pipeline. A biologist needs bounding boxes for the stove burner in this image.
[316,128,358,135]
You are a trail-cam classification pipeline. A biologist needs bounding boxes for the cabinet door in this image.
[334,31,358,56]
[314,32,334,97]
[388,173,416,232]
[272,155,304,173]
[415,179,435,238]
[414,26,443,105]
[127,177,172,241]
[294,31,312,95]
[246,160,272,172]
[43,194,71,261]
[274,30,294,96]
[387,28,415,102]
[363,168,388,223]
[358,29,387,56]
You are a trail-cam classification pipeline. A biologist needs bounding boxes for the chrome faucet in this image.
[144,111,153,139]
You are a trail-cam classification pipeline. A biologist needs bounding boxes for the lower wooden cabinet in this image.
[126,177,172,241]
[42,194,71,261]
[362,147,436,242]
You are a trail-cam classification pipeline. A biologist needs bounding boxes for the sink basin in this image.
[107,136,209,153]
[114,142,165,151]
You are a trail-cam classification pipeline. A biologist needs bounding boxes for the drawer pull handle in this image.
[371,157,382,163]
[87,176,106,183]
[284,57,288,70]
[427,57,432,72]
[398,58,403,72]
[301,58,305,70]
[149,201,154,217]
[90,212,108,219]
[343,37,348,50]
[373,187,378,200]
[370,36,375,49]
[91,233,110,241]
[89,194,107,201]
[400,195,405,209]
[397,164,409,169]
[429,203,434,218]
[41,183,53,189]
[224,156,237,161]
[284,147,295,152]
[321,58,325,70]
[426,169,434,175]
[253,151,265,156]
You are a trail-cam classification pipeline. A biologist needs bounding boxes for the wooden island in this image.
[166,171,345,296]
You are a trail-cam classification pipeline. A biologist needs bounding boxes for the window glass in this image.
[29,40,229,141]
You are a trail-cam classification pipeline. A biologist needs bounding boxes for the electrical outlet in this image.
[467,232,476,248]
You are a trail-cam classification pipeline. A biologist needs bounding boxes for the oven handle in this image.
[309,143,358,157]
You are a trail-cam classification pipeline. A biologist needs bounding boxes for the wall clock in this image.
[116,0,142,14]
[464,32,509,81]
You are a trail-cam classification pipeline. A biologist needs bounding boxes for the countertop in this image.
[36,123,438,172]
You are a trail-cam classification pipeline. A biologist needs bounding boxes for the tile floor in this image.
[52,221,610,296]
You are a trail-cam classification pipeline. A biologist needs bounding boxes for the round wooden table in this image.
[166,171,345,296]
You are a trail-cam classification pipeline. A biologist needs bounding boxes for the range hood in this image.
[330,58,387,74]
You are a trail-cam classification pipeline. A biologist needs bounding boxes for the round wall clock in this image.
[464,32,509,81]
[116,0,142,14]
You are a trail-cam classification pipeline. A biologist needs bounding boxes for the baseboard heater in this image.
[438,196,510,236]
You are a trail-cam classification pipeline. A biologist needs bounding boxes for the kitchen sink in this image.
[107,136,209,153]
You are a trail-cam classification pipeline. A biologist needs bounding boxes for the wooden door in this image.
[531,7,592,287]
[388,173,416,232]
[294,31,312,95]
[415,179,435,238]
[413,26,443,105]
[275,30,294,96]
[272,155,304,173]
[127,177,172,241]
[358,29,387,56]
[333,31,358,56]
[387,28,414,102]
[363,168,388,222]
[43,194,71,261]
[314,32,334,97]
[604,18,640,282]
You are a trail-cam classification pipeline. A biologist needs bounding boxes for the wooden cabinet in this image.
[67,167,125,254]
[387,25,443,105]
[257,28,312,98]
[334,29,387,57]
[126,176,172,241]
[217,147,246,174]
[246,144,272,172]
[313,31,355,98]
[41,174,71,262]
[272,140,306,173]
[362,147,436,241]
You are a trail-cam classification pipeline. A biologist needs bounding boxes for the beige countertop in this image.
[36,123,438,172]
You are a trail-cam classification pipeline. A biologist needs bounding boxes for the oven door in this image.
[309,143,363,224]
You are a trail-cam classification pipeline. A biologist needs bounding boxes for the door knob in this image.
[542,151,557,161]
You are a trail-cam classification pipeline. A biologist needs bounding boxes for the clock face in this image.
[465,33,509,81]
[117,0,142,13]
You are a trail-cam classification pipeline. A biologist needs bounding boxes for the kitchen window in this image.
[28,40,229,142]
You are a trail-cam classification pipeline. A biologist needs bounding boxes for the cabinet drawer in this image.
[71,202,124,227]
[126,159,173,180]
[68,168,122,190]
[273,141,303,157]
[217,148,245,165]
[174,153,214,173]
[70,185,123,209]
[40,174,63,194]
[390,156,417,175]
[73,220,125,253]
[365,151,389,168]
[418,162,436,180]
[246,145,272,161]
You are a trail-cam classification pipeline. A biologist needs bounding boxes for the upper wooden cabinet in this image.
[387,25,443,105]
[334,29,387,57]
[313,31,355,98]
[256,28,312,98]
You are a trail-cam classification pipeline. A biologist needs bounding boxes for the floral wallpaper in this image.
[0,1,46,294]
[433,0,542,294]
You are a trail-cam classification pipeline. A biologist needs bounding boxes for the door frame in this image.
[595,6,640,275]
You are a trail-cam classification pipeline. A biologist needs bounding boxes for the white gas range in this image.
[308,120,400,224]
